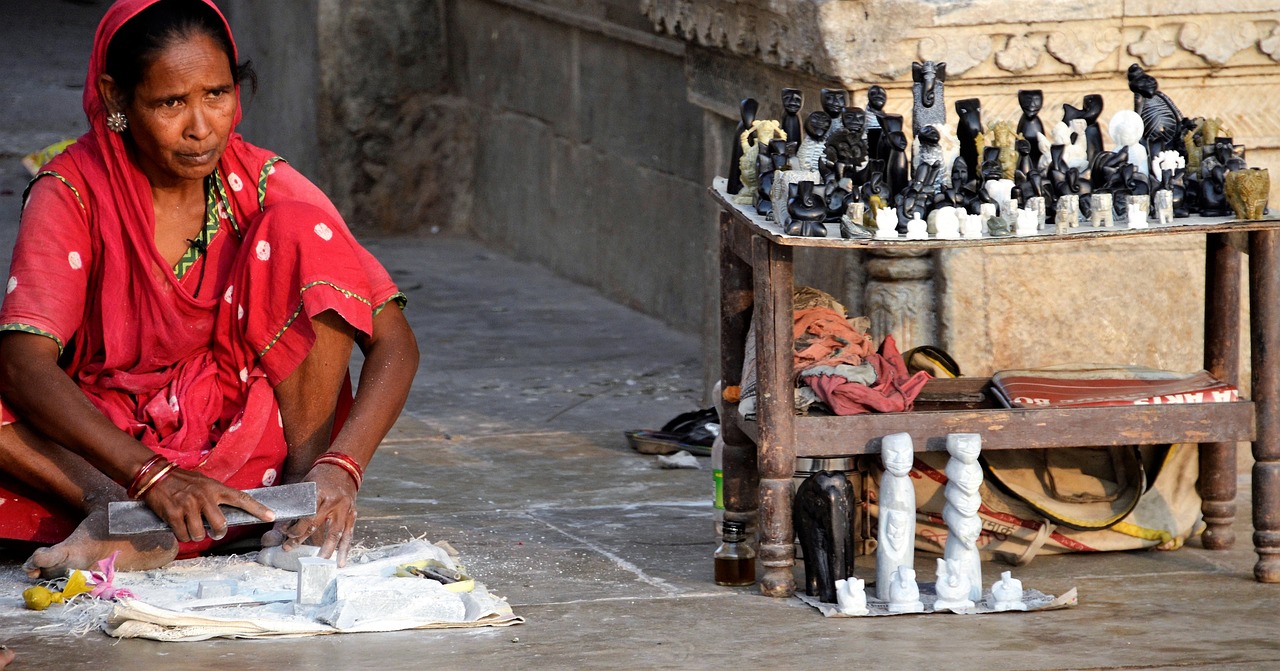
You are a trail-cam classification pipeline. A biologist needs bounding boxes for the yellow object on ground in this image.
[21,139,76,176]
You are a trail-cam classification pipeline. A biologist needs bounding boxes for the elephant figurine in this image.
[793,471,855,603]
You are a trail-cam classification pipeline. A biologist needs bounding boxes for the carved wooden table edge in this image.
[711,180,1280,593]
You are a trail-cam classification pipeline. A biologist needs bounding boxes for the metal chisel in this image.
[107,482,318,536]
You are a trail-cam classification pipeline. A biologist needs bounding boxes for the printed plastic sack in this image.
[863,443,1202,564]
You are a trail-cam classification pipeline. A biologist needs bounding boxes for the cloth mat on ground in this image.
[85,540,521,640]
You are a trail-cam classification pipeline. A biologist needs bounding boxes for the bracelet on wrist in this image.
[128,455,177,500]
[312,452,363,491]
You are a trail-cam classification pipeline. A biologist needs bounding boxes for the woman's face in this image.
[116,32,237,188]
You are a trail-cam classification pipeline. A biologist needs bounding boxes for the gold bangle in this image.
[132,461,179,500]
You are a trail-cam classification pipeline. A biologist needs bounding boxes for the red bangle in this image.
[126,455,166,499]
[131,461,178,500]
[313,452,363,491]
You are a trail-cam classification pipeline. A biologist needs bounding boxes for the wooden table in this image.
[711,182,1280,595]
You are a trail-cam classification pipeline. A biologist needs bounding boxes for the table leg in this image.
[719,213,758,530]
[751,234,796,597]
[1249,229,1280,582]
[1201,232,1241,549]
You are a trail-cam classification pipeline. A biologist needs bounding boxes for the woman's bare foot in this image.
[0,646,13,669]
[23,508,178,579]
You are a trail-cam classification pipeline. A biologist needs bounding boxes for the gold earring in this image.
[106,111,128,133]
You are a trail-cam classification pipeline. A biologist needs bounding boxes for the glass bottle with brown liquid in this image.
[714,520,756,586]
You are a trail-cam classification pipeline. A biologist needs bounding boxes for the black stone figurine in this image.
[781,88,803,148]
[954,98,983,181]
[979,146,1004,183]
[865,85,889,160]
[911,60,947,139]
[1062,94,1104,163]
[793,471,855,603]
[786,180,829,237]
[727,98,758,195]
[1017,90,1045,173]
[1128,64,1188,158]
[881,115,909,201]
[820,88,848,139]
[824,107,869,184]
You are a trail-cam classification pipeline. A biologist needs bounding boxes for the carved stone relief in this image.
[643,0,1280,80]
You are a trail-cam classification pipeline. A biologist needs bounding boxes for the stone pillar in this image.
[865,249,935,350]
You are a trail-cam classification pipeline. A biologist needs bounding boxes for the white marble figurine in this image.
[1014,207,1038,236]
[887,566,925,613]
[943,433,984,602]
[932,206,961,240]
[835,578,869,616]
[989,570,1029,612]
[1090,193,1113,227]
[1127,194,1150,228]
[877,432,917,600]
[875,206,900,239]
[933,557,975,611]
[905,213,929,240]
[1109,110,1148,177]
[984,179,1015,217]
[961,213,984,239]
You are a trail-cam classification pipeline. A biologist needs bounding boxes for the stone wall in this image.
[450,0,714,332]
[220,0,322,180]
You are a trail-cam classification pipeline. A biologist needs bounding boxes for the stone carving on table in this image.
[886,566,925,614]
[911,60,947,139]
[758,139,800,216]
[895,163,937,234]
[1025,196,1046,229]
[986,213,1013,237]
[834,578,869,616]
[1014,207,1039,236]
[785,180,829,237]
[943,433,984,602]
[876,432,917,600]
[728,98,758,196]
[979,146,1004,184]
[1153,190,1174,224]
[989,571,1029,612]
[1128,63,1188,158]
[840,201,871,239]
[934,157,974,211]
[988,120,1017,181]
[1017,89,1046,172]
[1225,168,1271,220]
[793,470,855,603]
[1127,194,1150,228]
[882,116,910,200]
[738,118,785,206]
[961,212,983,239]
[863,169,890,207]
[1109,110,1149,177]
[875,205,900,239]
[1186,117,1228,178]
[985,178,1015,218]
[1198,137,1239,217]
[931,206,961,240]
[796,111,831,172]
[954,98,984,180]
[865,85,889,159]
[1062,94,1104,163]
[780,88,804,147]
[825,107,869,184]
[933,557,975,612]
[1090,192,1114,226]
[912,125,944,188]
[824,178,858,224]
[1055,193,1081,229]
[820,88,848,139]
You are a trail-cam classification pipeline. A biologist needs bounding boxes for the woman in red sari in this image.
[0,0,418,581]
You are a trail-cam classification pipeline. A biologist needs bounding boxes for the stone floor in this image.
[1,2,1279,669]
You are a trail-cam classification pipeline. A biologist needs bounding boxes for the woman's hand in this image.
[263,463,358,565]
[142,468,276,543]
